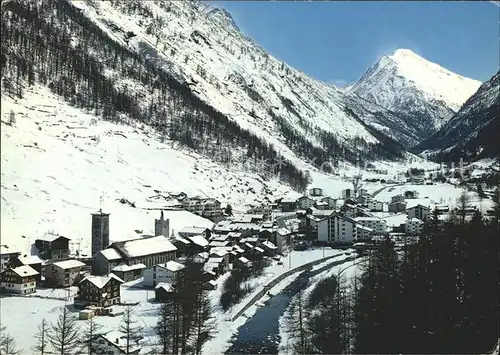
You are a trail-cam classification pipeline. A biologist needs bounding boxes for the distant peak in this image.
[206,6,240,32]
[391,48,420,58]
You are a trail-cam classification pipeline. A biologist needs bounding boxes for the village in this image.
[0,172,496,354]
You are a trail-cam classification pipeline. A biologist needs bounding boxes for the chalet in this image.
[388,201,407,213]
[274,228,292,255]
[391,195,405,203]
[234,256,252,269]
[297,196,316,209]
[11,254,43,282]
[342,189,354,200]
[155,282,175,302]
[111,263,146,282]
[181,197,222,219]
[0,265,39,294]
[280,197,297,212]
[246,205,273,221]
[354,217,387,235]
[405,218,424,235]
[0,245,20,273]
[178,227,211,240]
[92,248,123,276]
[260,240,278,256]
[203,257,227,275]
[407,204,431,221]
[74,274,124,309]
[404,190,420,199]
[357,195,371,206]
[356,225,373,241]
[93,330,141,354]
[339,204,358,218]
[317,214,357,244]
[368,200,384,212]
[45,259,86,287]
[93,236,177,276]
[319,196,337,209]
[35,234,70,260]
[143,261,186,288]
[309,187,323,197]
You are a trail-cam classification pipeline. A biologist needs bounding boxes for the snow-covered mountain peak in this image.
[384,48,482,110]
[350,48,482,141]
[204,6,240,32]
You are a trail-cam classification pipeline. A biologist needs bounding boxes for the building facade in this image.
[405,218,424,235]
[407,204,430,221]
[45,259,86,287]
[354,217,387,235]
[0,246,20,273]
[0,265,39,294]
[143,261,186,288]
[317,215,357,244]
[74,274,123,309]
[35,235,70,260]
[368,200,384,212]
[91,210,110,257]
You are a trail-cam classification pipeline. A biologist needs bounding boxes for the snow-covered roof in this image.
[238,256,250,264]
[209,240,230,247]
[232,245,245,253]
[244,243,254,249]
[261,240,277,250]
[197,252,209,259]
[155,282,174,292]
[99,248,123,260]
[175,236,191,244]
[35,233,70,242]
[231,215,253,223]
[178,226,210,235]
[356,225,373,232]
[254,247,265,253]
[52,259,85,270]
[207,257,223,264]
[208,280,217,286]
[10,265,39,277]
[188,235,209,248]
[101,331,141,353]
[407,218,424,223]
[354,217,382,222]
[277,228,291,236]
[0,245,20,255]
[158,261,185,272]
[16,254,43,265]
[209,248,229,257]
[114,236,177,258]
[80,274,124,288]
[112,263,146,272]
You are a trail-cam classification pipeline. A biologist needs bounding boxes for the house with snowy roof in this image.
[178,226,212,240]
[0,265,39,294]
[406,201,431,221]
[74,274,124,309]
[11,254,43,281]
[143,261,186,288]
[34,233,70,260]
[111,263,146,282]
[45,259,86,287]
[93,330,142,354]
[0,245,21,273]
[92,248,123,276]
[405,218,424,235]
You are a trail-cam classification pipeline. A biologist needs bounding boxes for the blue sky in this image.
[213,1,499,85]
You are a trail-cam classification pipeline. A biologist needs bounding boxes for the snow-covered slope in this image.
[66,0,405,161]
[416,71,500,161]
[350,49,482,142]
[0,86,294,255]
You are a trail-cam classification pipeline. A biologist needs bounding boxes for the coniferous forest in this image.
[285,193,499,354]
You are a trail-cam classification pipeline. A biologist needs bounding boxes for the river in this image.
[225,257,357,354]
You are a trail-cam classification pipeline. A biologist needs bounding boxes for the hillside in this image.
[416,71,500,162]
[350,49,482,143]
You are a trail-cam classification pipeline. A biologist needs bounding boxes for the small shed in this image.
[155,282,175,303]
[79,309,96,320]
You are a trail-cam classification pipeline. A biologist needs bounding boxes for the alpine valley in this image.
[1,0,498,248]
